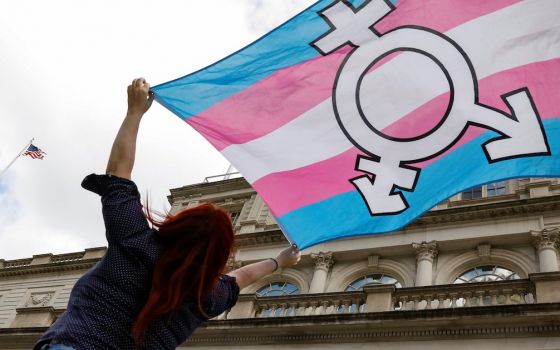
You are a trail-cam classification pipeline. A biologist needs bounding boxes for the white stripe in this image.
[223,0,560,183]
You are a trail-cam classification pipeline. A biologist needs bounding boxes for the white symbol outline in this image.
[311,0,550,216]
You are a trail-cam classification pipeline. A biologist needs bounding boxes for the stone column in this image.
[532,228,560,272]
[308,252,334,293]
[412,241,438,287]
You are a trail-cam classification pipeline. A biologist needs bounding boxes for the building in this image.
[1,177,560,349]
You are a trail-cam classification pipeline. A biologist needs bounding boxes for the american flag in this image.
[22,144,46,160]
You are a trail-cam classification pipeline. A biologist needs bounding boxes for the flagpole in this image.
[0,138,34,177]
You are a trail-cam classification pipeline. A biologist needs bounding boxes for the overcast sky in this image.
[0,0,316,260]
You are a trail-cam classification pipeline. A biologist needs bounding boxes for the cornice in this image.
[4,196,560,275]
[233,196,560,248]
[234,230,288,247]
[0,259,100,278]
[168,177,252,203]
[1,304,559,346]
[189,303,560,345]
[410,195,560,227]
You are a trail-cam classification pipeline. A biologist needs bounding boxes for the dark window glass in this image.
[462,186,482,200]
[487,181,506,196]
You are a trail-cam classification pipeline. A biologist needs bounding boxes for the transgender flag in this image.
[153,0,560,249]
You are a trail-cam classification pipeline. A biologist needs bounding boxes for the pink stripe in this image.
[188,0,521,151]
[254,59,560,217]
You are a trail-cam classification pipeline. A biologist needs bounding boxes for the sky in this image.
[0,0,316,260]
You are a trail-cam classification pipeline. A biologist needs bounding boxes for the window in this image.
[229,211,241,225]
[344,274,401,312]
[486,181,506,196]
[453,265,522,306]
[461,186,482,200]
[256,282,300,317]
[461,181,507,200]
[256,282,299,297]
[345,274,402,292]
[454,265,520,284]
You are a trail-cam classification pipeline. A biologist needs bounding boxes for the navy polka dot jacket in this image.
[35,174,239,350]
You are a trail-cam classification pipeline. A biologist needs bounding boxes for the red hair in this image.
[132,202,234,347]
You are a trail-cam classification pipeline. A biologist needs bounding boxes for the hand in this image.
[127,78,154,116]
[275,244,301,268]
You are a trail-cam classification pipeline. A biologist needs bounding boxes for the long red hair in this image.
[132,202,234,346]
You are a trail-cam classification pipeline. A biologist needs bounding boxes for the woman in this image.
[35,78,301,350]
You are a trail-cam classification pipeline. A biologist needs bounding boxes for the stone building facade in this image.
[1,177,560,349]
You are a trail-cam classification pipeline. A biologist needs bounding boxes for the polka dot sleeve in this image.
[203,275,240,319]
[81,173,150,244]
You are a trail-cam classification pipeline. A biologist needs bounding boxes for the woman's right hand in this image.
[127,78,154,116]
[275,245,301,268]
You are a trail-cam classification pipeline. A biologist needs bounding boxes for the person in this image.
[35,78,301,350]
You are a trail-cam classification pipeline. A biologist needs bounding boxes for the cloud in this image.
[0,175,21,232]
[243,0,316,34]
[0,0,316,260]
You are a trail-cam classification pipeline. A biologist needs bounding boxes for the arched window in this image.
[345,274,402,292]
[256,282,300,317]
[453,265,520,284]
[256,282,300,297]
[453,265,522,306]
[344,274,402,312]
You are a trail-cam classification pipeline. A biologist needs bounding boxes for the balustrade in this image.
[254,292,365,318]
[220,278,551,320]
[393,279,535,310]
[2,258,33,268]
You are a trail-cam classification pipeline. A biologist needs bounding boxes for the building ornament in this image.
[25,292,54,308]
[310,252,334,272]
[412,241,438,262]
[477,243,492,259]
[367,255,379,268]
[531,228,560,251]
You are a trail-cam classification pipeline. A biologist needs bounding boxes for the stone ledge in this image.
[235,230,287,247]
[11,307,57,328]
[0,260,100,277]
[189,303,560,345]
[1,304,559,347]
[529,271,560,282]
[413,195,560,227]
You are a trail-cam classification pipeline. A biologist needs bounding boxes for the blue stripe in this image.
[152,0,400,119]
[278,119,560,249]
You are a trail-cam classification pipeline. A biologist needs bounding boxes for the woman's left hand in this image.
[275,245,301,268]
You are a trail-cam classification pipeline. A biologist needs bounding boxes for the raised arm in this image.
[228,245,301,290]
[106,78,154,180]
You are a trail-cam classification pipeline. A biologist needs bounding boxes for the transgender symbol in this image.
[311,0,550,216]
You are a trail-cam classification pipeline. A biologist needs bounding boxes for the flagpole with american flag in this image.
[0,138,46,177]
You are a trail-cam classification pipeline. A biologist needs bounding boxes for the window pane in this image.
[454,265,520,284]
[346,274,402,291]
[472,187,482,198]
[462,186,482,200]
[256,282,300,297]
[487,181,506,196]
